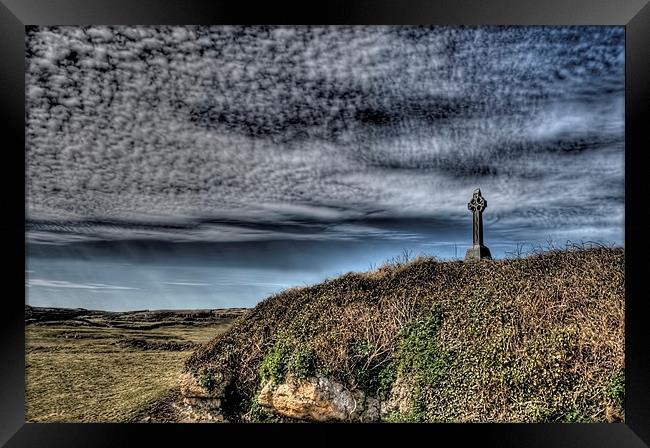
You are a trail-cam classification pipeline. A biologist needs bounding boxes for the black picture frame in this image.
[1,0,649,446]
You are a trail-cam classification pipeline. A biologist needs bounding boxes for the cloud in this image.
[161,282,212,286]
[25,26,624,246]
[26,278,138,290]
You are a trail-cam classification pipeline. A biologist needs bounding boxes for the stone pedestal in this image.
[465,244,492,261]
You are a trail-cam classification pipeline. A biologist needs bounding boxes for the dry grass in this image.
[186,247,625,422]
[26,322,234,422]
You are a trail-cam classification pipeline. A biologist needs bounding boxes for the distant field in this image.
[25,307,244,422]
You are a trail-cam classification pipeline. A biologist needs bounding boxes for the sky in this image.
[25,26,625,311]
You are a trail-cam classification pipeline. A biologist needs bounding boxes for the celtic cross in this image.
[465,189,492,260]
[468,189,487,246]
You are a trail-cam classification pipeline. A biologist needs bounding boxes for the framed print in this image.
[1,0,649,446]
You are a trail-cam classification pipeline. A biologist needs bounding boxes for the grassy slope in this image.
[26,322,234,422]
[186,247,625,422]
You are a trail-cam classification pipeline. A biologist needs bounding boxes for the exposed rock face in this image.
[179,372,228,420]
[179,371,385,422]
[180,372,218,398]
[257,375,380,422]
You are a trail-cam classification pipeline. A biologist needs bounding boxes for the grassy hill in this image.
[184,247,625,423]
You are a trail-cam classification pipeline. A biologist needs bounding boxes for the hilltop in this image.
[181,247,624,423]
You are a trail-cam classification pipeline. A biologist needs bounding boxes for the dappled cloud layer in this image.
[26,26,624,245]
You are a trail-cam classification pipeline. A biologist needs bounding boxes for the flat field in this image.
[25,307,245,422]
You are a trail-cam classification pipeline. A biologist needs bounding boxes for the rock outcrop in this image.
[257,375,380,422]
[179,371,382,422]
[179,372,227,421]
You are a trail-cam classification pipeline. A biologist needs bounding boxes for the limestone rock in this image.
[257,375,380,422]
[179,371,229,398]
[179,371,229,421]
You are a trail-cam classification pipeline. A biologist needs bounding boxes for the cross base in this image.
[465,244,492,261]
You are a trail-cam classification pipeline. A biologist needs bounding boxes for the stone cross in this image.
[465,188,492,260]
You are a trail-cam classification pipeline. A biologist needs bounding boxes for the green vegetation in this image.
[386,310,452,419]
[287,345,316,380]
[247,396,284,423]
[258,335,317,385]
[608,370,625,406]
[186,247,625,423]
[198,368,218,392]
[394,309,449,387]
[259,336,293,385]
